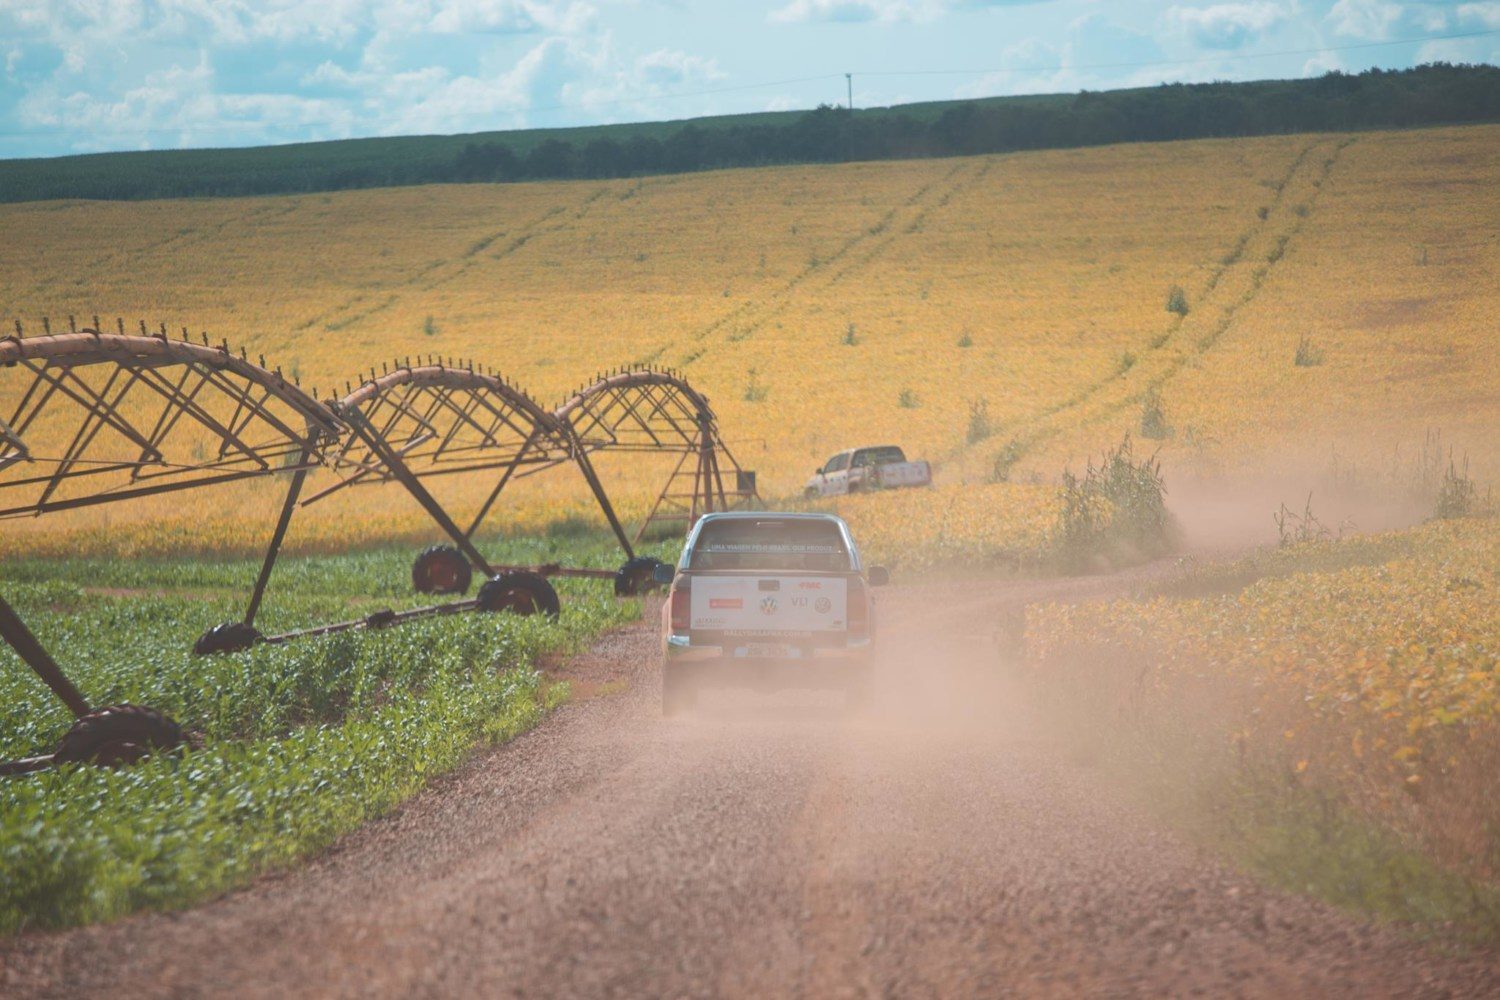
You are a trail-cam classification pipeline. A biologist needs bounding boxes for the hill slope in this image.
[1,64,1496,203]
[1,123,1495,556]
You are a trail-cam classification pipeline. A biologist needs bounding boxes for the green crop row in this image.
[0,533,662,932]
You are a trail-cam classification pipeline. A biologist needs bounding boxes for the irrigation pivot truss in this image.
[0,319,340,775]
[555,368,757,542]
[1,318,758,775]
[0,319,339,518]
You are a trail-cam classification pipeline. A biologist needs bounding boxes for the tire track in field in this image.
[661,160,991,370]
[955,136,1355,479]
[23,200,304,308]
[296,181,648,335]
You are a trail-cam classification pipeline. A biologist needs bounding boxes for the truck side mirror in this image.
[652,564,676,586]
[868,566,890,587]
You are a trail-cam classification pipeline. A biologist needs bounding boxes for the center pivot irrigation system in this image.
[0,318,757,774]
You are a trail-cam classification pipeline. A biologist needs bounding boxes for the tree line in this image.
[2,63,1496,202]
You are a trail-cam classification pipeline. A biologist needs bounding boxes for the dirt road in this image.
[4,572,1496,998]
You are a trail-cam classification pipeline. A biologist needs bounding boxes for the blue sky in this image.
[1,1,1497,159]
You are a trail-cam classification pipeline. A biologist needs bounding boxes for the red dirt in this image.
[3,565,1496,998]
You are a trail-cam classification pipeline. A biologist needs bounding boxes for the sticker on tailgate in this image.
[691,576,847,632]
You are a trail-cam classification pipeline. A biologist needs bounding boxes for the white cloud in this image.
[1163,3,1290,50]
[1457,2,1500,29]
[1325,0,1402,40]
[427,0,597,35]
[15,55,357,150]
[1414,35,1500,63]
[1302,50,1343,75]
[955,15,1171,99]
[634,49,726,87]
[768,0,939,25]
[565,44,727,120]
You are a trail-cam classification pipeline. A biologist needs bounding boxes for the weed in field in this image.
[1294,335,1325,366]
[842,322,859,346]
[966,398,991,444]
[957,331,973,348]
[1053,436,1172,571]
[1139,387,1171,440]
[898,388,919,409]
[1166,285,1190,316]
[423,315,437,336]
[743,369,769,403]
[1435,457,1476,520]
[990,438,1022,483]
[1275,494,1332,546]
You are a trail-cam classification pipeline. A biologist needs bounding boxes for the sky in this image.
[1,1,1497,160]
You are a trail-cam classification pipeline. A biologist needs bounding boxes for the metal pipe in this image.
[465,428,539,540]
[570,437,635,560]
[243,446,314,627]
[0,592,91,719]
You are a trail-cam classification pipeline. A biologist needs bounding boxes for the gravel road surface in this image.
[4,571,1496,998]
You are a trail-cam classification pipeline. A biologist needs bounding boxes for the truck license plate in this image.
[746,642,791,658]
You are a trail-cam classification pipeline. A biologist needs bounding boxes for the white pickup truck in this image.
[803,445,931,498]
[656,512,889,715]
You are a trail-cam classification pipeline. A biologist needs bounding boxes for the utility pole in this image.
[845,73,853,110]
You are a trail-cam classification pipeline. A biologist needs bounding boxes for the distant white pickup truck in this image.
[803,445,931,498]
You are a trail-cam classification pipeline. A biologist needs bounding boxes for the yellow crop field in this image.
[1024,516,1500,873]
[1,123,1496,559]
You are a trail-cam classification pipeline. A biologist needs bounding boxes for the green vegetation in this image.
[0,533,663,931]
[1165,285,1190,317]
[2,64,1496,203]
[1212,777,1500,943]
[1139,387,1171,440]
[966,398,992,444]
[1435,458,1478,519]
[1294,334,1326,366]
[1054,436,1173,572]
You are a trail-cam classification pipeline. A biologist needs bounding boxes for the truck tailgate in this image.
[877,461,930,486]
[690,575,848,634]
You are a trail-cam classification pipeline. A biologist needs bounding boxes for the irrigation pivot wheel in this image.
[614,556,667,597]
[54,704,183,767]
[477,572,561,619]
[412,544,473,595]
[193,621,262,656]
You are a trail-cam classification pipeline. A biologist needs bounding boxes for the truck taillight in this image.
[847,577,869,634]
[670,581,691,633]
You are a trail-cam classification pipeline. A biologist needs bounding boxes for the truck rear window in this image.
[688,519,851,572]
[854,446,906,467]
